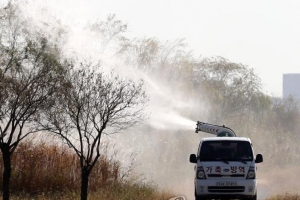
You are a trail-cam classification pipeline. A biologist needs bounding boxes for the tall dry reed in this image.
[0,141,132,195]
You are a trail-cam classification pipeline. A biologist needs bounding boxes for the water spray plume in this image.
[8,2,211,200]
[148,111,195,130]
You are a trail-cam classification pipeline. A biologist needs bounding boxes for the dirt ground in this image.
[257,165,300,199]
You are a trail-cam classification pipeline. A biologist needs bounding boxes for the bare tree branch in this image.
[36,61,148,200]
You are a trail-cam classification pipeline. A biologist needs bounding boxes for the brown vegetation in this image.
[0,141,174,199]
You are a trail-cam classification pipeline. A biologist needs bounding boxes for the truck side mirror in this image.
[189,154,197,163]
[255,154,263,163]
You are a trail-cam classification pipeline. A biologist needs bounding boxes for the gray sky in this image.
[27,0,300,97]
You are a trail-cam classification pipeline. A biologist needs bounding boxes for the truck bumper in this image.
[195,179,256,198]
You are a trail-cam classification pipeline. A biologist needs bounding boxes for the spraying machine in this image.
[195,121,236,137]
[190,121,263,200]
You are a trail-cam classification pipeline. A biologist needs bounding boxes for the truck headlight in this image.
[246,166,256,179]
[197,167,206,179]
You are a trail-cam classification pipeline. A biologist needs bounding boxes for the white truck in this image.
[190,121,263,200]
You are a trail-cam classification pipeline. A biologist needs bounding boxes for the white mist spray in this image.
[17,2,212,199]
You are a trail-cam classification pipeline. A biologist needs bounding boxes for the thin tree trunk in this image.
[1,143,11,200]
[80,166,90,200]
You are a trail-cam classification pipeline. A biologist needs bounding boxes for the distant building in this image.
[283,73,300,99]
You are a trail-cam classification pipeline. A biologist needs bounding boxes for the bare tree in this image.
[119,37,194,76]
[0,4,68,199]
[37,63,148,200]
[89,14,127,53]
[197,57,263,124]
[268,96,300,134]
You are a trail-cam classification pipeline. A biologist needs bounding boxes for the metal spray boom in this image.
[195,121,236,137]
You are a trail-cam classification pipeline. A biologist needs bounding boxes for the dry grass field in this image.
[0,141,175,200]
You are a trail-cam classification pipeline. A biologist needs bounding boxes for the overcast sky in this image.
[26,0,300,97]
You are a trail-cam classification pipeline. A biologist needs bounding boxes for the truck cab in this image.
[190,122,263,200]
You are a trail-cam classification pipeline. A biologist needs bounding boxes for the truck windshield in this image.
[199,141,253,162]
